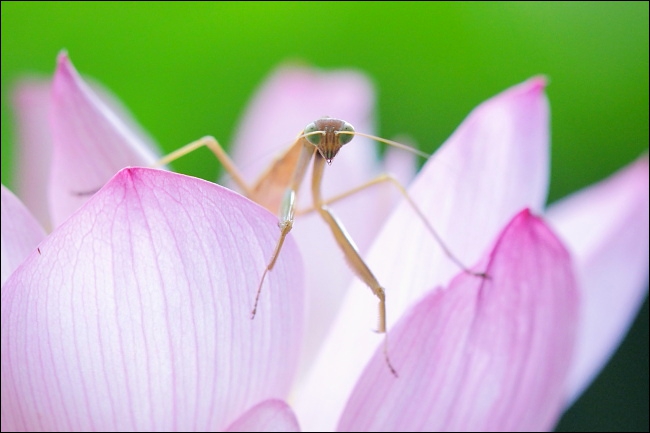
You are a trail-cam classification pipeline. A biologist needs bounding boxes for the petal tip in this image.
[53,51,79,93]
[528,75,548,91]
[56,49,69,65]
[516,207,534,219]
[109,166,142,188]
[503,208,541,233]
[55,50,75,80]
[513,75,548,100]
[494,75,548,105]
[516,206,542,227]
[498,207,570,262]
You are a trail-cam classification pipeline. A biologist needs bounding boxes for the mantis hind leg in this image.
[298,172,487,278]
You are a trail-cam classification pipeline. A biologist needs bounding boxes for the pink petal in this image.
[546,155,649,404]
[49,52,160,228]
[12,80,53,230]
[296,77,551,430]
[339,210,579,432]
[1,168,304,431]
[1,185,46,287]
[230,66,402,377]
[225,399,300,432]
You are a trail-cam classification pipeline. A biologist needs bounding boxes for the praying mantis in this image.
[155,116,483,376]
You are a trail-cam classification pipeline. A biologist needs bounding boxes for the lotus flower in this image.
[1,53,647,431]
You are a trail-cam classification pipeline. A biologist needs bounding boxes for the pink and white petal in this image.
[12,80,53,229]
[1,168,303,432]
[49,52,160,228]
[225,399,300,432]
[230,66,395,377]
[1,185,46,287]
[546,155,649,405]
[339,210,579,432]
[384,76,550,305]
[295,77,551,430]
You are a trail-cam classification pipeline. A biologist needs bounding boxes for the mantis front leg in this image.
[311,152,398,377]
[250,140,315,318]
[152,136,252,196]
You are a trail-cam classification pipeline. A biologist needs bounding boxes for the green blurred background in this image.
[1,2,648,431]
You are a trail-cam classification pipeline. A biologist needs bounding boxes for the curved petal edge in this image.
[1,185,46,287]
[547,155,649,404]
[225,399,300,432]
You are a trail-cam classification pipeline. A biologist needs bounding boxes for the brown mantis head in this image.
[302,117,355,164]
[302,116,430,165]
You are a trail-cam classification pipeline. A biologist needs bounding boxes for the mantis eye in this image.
[338,122,355,145]
[304,122,322,146]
